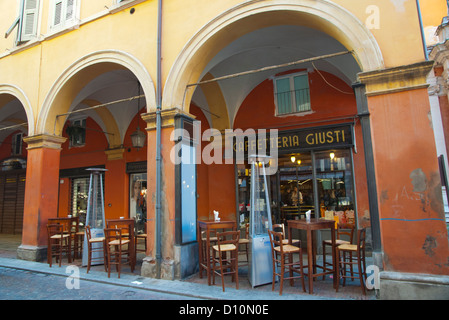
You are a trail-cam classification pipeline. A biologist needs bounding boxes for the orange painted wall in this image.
[58,112,147,220]
[22,147,62,246]
[233,69,370,226]
[368,88,449,275]
[190,104,237,223]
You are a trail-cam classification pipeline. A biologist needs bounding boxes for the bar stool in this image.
[212,231,240,292]
[47,224,71,267]
[238,223,249,264]
[268,229,306,295]
[336,228,367,295]
[85,225,106,273]
[322,223,355,280]
[273,223,301,246]
[104,228,132,278]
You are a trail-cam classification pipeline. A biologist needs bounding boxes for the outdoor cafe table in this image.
[287,218,336,294]
[197,219,237,285]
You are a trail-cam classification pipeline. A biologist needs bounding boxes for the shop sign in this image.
[232,123,353,155]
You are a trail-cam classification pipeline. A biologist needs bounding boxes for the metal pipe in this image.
[155,0,163,279]
[416,0,429,61]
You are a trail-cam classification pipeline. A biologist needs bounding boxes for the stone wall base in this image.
[17,245,47,262]
[380,271,449,300]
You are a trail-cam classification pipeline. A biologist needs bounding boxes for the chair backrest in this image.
[47,224,64,239]
[357,228,366,250]
[48,218,71,233]
[104,228,122,242]
[272,224,285,237]
[216,231,240,249]
[337,223,355,243]
[268,229,286,254]
[107,219,134,239]
[244,223,249,239]
[85,225,93,241]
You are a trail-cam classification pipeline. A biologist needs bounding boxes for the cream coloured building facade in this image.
[0,0,448,299]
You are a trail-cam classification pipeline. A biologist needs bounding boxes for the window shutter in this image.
[53,0,63,27]
[66,0,75,21]
[21,0,39,42]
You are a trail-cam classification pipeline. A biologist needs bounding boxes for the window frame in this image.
[11,132,23,156]
[49,0,79,32]
[274,71,311,116]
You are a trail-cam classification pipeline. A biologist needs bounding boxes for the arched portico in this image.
[0,84,34,136]
[37,50,156,138]
[163,0,384,113]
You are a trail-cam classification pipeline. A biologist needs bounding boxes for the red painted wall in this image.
[233,69,370,226]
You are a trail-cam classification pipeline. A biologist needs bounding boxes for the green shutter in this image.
[21,0,39,42]
[276,78,291,115]
[293,74,310,112]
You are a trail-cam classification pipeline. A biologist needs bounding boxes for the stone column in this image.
[17,134,66,261]
[140,108,195,279]
[359,61,449,298]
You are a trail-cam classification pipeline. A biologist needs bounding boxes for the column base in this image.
[141,257,175,280]
[380,271,449,300]
[17,245,47,262]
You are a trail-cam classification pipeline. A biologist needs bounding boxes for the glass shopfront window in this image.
[129,173,147,234]
[71,177,89,227]
[315,149,355,224]
[235,124,356,227]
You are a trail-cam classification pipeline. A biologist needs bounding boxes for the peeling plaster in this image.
[410,168,427,193]
[422,235,437,257]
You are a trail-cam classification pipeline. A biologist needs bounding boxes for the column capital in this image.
[357,61,434,97]
[23,134,67,150]
[104,147,125,160]
[141,107,196,131]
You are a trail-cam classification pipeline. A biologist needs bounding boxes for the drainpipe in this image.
[416,0,429,61]
[155,0,163,279]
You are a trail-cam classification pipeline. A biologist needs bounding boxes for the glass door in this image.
[278,152,313,223]
[314,149,356,224]
[130,173,147,234]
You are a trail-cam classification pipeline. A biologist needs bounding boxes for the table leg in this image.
[307,229,313,294]
[331,226,337,289]
[206,227,211,286]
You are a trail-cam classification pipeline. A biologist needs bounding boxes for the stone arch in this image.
[0,84,35,136]
[38,50,156,136]
[163,0,384,114]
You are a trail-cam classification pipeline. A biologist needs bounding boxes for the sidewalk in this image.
[0,234,376,300]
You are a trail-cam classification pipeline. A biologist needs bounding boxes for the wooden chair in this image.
[322,223,355,279]
[104,228,132,278]
[135,221,147,255]
[85,225,106,273]
[238,223,249,265]
[268,230,306,295]
[336,228,367,295]
[273,223,301,247]
[47,224,71,267]
[48,218,73,263]
[107,219,136,272]
[212,231,240,292]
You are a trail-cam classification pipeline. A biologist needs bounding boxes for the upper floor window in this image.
[5,0,40,44]
[274,72,311,115]
[50,0,78,31]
